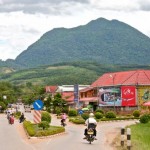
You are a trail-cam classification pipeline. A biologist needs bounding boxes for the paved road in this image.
[0,114,34,150]
[0,109,137,150]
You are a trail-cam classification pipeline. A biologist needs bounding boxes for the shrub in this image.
[55,107,62,116]
[95,112,103,119]
[38,121,50,130]
[69,117,85,124]
[105,111,116,118]
[81,113,89,120]
[23,121,36,136]
[41,112,51,123]
[68,109,77,116]
[95,109,104,114]
[133,110,140,118]
[140,114,150,124]
[26,125,36,136]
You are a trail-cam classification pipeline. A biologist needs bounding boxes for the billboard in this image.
[98,88,121,106]
[121,86,136,106]
[137,86,150,105]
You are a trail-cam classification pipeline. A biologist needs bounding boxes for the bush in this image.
[26,125,36,136]
[95,112,103,119]
[81,113,89,120]
[23,120,36,136]
[133,110,140,118]
[140,114,150,124]
[69,117,85,124]
[105,111,116,118]
[55,107,62,116]
[41,112,51,123]
[95,109,104,114]
[38,121,50,130]
[68,109,77,116]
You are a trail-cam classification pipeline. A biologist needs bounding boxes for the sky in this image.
[0,0,150,61]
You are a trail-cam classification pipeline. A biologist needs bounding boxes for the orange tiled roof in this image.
[45,86,58,93]
[91,70,150,87]
[62,92,74,102]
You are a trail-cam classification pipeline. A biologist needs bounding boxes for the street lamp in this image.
[110,74,116,112]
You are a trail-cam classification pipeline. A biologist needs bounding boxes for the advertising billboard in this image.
[137,86,150,105]
[98,88,121,106]
[121,86,136,106]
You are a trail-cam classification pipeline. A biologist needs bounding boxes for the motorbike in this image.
[61,119,66,127]
[86,128,95,144]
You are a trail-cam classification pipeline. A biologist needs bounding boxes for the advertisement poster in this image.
[137,86,150,105]
[98,88,121,106]
[121,86,136,106]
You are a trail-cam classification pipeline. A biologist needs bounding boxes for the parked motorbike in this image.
[86,128,95,144]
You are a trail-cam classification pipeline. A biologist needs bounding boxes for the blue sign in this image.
[78,110,83,115]
[74,84,79,102]
[33,99,43,110]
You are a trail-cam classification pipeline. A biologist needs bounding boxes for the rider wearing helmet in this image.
[83,113,97,140]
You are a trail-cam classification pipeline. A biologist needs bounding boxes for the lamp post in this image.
[110,74,116,112]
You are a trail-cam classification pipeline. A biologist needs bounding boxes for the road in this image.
[0,106,137,150]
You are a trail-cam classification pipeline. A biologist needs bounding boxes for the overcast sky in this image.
[0,0,150,61]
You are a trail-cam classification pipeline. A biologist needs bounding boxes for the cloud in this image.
[0,0,150,60]
[0,0,89,14]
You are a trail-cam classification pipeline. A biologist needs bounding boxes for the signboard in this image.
[121,86,136,106]
[74,84,79,102]
[137,86,150,105]
[98,88,121,106]
[33,99,43,110]
[78,110,83,115]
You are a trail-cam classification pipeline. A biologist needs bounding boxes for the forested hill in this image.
[13,17,150,68]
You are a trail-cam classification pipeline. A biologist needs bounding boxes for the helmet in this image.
[89,113,94,117]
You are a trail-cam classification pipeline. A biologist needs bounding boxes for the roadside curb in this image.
[99,119,139,123]
[22,123,67,139]
[29,131,67,139]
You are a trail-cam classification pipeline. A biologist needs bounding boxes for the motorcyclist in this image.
[83,113,97,140]
[61,113,67,126]
[19,113,25,123]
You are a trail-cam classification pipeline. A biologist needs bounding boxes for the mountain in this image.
[14,17,150,68]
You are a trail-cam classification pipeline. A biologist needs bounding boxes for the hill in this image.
[1,62,150,85]
[14,17,150,68]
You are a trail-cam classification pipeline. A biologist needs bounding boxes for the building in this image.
[90,69,150,111]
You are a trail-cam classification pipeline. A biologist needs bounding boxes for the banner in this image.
[74,84,79,102]
[121,86,136,106]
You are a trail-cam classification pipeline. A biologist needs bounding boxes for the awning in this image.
[80,97,98,102]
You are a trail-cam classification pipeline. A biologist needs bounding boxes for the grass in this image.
[114,122,150,150]
[129,122,150,150]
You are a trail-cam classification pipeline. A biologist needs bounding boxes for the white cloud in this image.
[0,0,150,60]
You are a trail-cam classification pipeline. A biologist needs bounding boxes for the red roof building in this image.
[45,86,58,95]
[91,70,150,87]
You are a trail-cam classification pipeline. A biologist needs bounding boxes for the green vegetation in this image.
[23,120,65,137]
[133,110,140,118]
[1,62,150,86]
[128,123,150,150]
